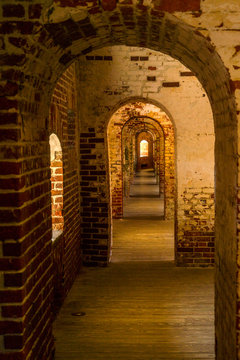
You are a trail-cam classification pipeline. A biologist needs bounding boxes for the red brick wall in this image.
[108,104,174,220]
[49,63,81,311]
[79,129,110,266]
[0,105,54,358]
[0,57,80,358]
[0,2,238,360]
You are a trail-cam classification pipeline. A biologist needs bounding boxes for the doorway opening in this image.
[107,100,175,263]
[108,102,175,222]
[140,139,149,160]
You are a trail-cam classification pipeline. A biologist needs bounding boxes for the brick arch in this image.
[127,117,166,199]
[108,96,177,133]
[0,3,237,360]
[108,101,175,221]
[19,8,235,129]
[122,120,161,199]
[122,117,167,212]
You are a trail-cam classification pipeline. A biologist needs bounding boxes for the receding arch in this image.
[107,96,177,134]
[122,120,162,200]
[107,100,175,221]
[12,5,238,359]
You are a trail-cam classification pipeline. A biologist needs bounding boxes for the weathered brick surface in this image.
[0,1,239,359]
[79,128,110,266]
[107,102,173,219]
[176,188,215,266]
[123,119,160,204]
[49,64,81,311]
[0,41,79,359]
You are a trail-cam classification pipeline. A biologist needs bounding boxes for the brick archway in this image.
[107,101,175,222]
[0,3,237,359]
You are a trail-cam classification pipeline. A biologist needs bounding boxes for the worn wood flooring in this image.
[53,170,214,360]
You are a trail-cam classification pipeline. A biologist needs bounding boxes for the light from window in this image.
[49,133,64,241]
[140,140,148,157]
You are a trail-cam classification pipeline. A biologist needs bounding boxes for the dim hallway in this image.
[53,170,214,359]
[129,169,160,198]
[112,168,168,262]
[123,169,164,221]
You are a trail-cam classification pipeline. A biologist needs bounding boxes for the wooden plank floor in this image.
[53,170,214,359]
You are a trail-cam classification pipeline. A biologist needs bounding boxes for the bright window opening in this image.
[140,140,149,157]
[49,133,64,241]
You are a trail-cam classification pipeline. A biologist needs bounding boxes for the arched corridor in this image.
[54,169,214,360]
[54,163,214,358]
[113,169,167,262]
[1,2,240,360]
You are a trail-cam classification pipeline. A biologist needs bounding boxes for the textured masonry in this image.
[107,102,173,219]
[79,129,110,266]
[0,1,239,359]
[49,64,81,314]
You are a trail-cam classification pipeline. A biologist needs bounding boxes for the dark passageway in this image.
[53,170,214,359]
[112,168,168,262]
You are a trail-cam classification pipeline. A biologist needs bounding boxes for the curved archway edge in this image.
[0,4,238,360]
[107,101,175,221]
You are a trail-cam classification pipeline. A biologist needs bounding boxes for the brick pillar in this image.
[0,124,54,358]
[108,123,123,219]
[164,126,175,220]
[80,128,110,266]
